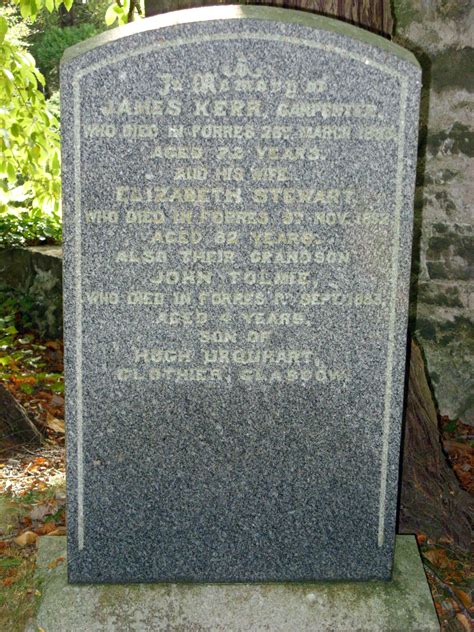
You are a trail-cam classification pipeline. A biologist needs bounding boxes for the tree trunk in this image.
[144,0,392,37]
[0,384,42,449]
[398,341,473,554]
[58,4,74,27]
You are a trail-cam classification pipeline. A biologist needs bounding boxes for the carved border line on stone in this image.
[71,30,410,553]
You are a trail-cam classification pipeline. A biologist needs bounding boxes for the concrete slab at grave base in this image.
[30,536,438,632]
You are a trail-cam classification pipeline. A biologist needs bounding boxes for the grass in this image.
[0,480,65,631]
[0,539,39,632]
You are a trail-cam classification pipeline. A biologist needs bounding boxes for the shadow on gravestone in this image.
[60,5,423,586]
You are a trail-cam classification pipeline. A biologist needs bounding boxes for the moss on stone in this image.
[424,169,458,185]
[438,316,474,335]
[428,123,474,158]
[426,229,474,280]
[431,47,474,92]
[417,285,462,308]
[433,191,457,216]
[415,319,437,341]
[430,371,440,384]
[436,0,472,19]
[391,0,421,32]
[415,317,474,355]
[33,537,439,631]
[427,261,471,281]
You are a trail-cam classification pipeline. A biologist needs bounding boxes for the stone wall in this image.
[393,0,474,423]
[0,247,63,338]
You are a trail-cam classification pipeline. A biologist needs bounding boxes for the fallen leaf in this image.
[47,556,65,569]
[452,588,472,610]
[14,531,38,546]
[29,502,55,522]
[11,375,36,385]
[456,613,472,632]
[45,340,60,350]
[423,548,457,571]
[444,572,465,585]
[35,390,52,401]
[44,412,65,434]
[48,526,66,536]
[2,577,15,587]
[50,394,64,408]
[437,535,454,546]
[34,522,57,536]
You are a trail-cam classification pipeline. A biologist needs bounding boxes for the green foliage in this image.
[105,0,143,27]
[46,89,60,118]
[0,289,35,334]
[0,206,61,246]
[0,2,61,247]
[105,0,131,26]
[0,288,64,396]
[31,23,98,92]
[0,0,141,248]
[16,0,73,22]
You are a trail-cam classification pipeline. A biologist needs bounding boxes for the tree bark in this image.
[144,0,393,37]
[398,341,473,554]
[58,4,74,27]
[0,384,42,449]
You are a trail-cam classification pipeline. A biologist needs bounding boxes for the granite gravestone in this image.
[61,5,421,583]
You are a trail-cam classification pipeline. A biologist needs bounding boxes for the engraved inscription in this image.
[80,54,397,386]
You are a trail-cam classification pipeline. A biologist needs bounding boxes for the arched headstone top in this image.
[61,5,418,68]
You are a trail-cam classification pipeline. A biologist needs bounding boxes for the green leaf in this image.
[51,150,60,171]
[29,0,39,20]
[6,162,16,182]
[0,17,7,45]
[444,420,457,433]
[2,68,14,81]
[18,336,34,344]
[105,4,118,26]
[20,383,34,394]
[0,356,12,366]
[63,0,74,10]
[20,0,32,19]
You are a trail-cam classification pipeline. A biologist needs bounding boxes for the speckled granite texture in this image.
[60,6,421,583]
[30,536,438,631]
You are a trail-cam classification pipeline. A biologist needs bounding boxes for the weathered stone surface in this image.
[61,6,420,582]
[0,246,63,337]
[30,535,438,632]
[393,0,474,424]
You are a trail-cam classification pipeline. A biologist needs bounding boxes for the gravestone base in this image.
[31,536,438,632]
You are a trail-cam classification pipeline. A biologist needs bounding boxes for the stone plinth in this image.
[30,536,438,631]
